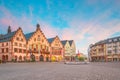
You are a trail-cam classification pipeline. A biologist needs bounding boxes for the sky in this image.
[0,0,120,55]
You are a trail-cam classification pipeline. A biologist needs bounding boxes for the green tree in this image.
[78,57,85,61]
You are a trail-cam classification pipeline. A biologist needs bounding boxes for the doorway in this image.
[40,55,44,61]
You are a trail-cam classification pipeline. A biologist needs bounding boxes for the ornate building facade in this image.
[89,36,120,62]
[25,24,50,62]
[0,27,27,62]
[48,36,64,61]
[61,40,76,61]
[0,24,76,62]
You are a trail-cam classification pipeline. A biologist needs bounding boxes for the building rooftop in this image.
[92,36,120,46]
[0,31,16,42]
[25,32,34,40]
[47,37,55,43]
[69,40,73,46]
[61,40,67,46]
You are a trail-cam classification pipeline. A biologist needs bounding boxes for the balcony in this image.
[27,49,50,54]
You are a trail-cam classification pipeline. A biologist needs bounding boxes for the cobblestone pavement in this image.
[0,62,120,80]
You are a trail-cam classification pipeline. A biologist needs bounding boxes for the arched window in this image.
[19,56,22,61]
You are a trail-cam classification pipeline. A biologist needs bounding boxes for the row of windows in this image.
[1,48,9,53]
[107,43,120,46]
[14,48,26,53]
[52,49,62,55]
[55,43,60,47]
[107,50,120,53]
[108,38,120,42]
[16,37,24,42]
[0,43,9,47]
[52,52,61,55]
[29,45,48,50]
[33,37,44,42]
[29,47,49,52]
[14,42,26,47]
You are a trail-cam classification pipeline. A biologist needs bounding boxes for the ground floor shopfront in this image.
[64,56,75,61]
[0,52,64,62]
[91,55,120,62]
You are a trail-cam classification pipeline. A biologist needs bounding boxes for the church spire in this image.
[8,26,11,34]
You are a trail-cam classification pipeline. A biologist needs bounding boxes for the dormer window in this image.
[114,38,117,42]
[109,39,112,42]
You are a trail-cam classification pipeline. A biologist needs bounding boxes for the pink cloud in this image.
[0,6,36,33]
[40,23,58,38]
[60,8,120,54]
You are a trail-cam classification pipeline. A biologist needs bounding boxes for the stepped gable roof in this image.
[0,31,16,42]
[25,32,34,40]
[47,37,55,44]
[61,40,67,46]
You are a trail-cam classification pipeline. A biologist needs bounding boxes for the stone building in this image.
[89,36,120,62]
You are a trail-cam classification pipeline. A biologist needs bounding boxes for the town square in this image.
[0,62,120,80]
[0,0,120,80]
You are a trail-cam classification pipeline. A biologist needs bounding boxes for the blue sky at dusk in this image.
[0,0,120,55]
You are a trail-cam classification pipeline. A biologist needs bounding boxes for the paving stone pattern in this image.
[0,62,120,80]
